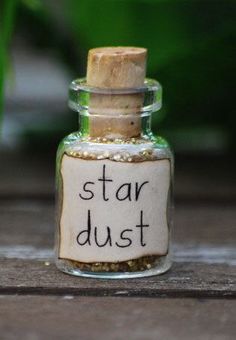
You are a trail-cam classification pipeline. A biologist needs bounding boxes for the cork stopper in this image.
[87,47,146,88]
[86,47,147,138]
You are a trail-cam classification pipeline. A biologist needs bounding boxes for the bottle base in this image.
[56,254,171,279]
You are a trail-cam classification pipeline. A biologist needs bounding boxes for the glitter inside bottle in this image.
[55,47,173,278]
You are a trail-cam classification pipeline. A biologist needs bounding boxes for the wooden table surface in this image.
[0,151,235,339]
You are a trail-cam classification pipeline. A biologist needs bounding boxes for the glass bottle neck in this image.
[69,78,162,140]
[78,113,153,140]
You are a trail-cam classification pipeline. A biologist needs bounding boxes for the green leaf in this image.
[0,0,18,127]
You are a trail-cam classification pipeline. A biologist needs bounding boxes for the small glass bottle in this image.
[55,47,173,278]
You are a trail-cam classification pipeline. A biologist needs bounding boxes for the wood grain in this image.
[0,153,235,301]
[0,152,235,201]
[0,200,235,249]
[0,259,235,297]
[0,296,235,340]
[0,199,235,299]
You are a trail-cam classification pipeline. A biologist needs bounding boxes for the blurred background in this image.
[0,0,236,200]
[1,0,235,152]
[0,3,236,337]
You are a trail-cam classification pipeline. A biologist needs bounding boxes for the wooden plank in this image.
[0,200,235,249]
[173,203,236,246]
[0,296,235,340]
[0,200,235,297]
[175,155,236,202]
[0,200,54,248]
[0,152,235,201]
[0,259,235,298]
[0,152,54,198]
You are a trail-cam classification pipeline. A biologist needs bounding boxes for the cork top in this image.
[68,46,161,139]
[86,47,147,89]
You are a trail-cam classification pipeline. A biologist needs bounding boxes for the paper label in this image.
[59,155,170,262]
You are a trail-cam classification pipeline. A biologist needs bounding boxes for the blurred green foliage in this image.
[1,0,236,150]
[0,0,17,124]
[62,0,235,147]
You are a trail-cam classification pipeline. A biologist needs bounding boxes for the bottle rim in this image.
[68,77,162,115]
